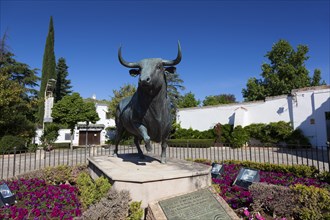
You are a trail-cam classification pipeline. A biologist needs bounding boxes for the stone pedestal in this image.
[87,153,211,208]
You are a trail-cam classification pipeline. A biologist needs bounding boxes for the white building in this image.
[176,86,330,147]
[36,102,115,146]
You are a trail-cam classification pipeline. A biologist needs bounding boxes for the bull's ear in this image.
[165,67,177,74]
[129,69,140,77]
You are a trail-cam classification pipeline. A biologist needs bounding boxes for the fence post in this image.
[13,147,17,177]
[327,142,330,172]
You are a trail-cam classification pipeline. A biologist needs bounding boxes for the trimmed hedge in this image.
[223,160,319,178]
[167,139,214,148]
[0,135,26,153]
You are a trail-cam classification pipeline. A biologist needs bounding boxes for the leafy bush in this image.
[223,160,319,178]
[219,124,233,143]
[286,129,311,147]
[82,188,131,220]
[77,172,98,208]
[40,123,60,150]
[244,123,265,142]
[94,176,112,201]
[292,184,330,220]
[0,135,26,152]
[230,126,249,148]
[76,172,111,209]
[27,143,38,152]
[267,121,293,143]
[249,183,297,218]
[127,201,144,220]
[168,139,214,148]
[170,126,215,140]
[44,165,73,184]
[13,164,88,186]
[52,142,71,149]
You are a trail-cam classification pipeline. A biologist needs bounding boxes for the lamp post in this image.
[43,78,56,130]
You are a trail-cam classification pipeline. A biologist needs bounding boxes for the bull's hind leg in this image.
[113,126,124,157]
[160,141,167,164]
[134,136,145,159]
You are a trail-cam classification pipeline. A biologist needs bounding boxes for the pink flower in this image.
[243,208,250,217]
[255,212,266,220]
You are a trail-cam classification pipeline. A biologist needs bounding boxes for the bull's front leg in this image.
[135,124,153,152]
[160,141,167,164]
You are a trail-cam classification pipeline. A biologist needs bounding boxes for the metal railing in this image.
[1,143,329,179]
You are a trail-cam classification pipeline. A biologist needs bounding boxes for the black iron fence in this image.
[1,143,329,179]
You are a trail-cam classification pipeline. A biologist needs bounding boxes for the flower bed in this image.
[0,178,82,219]
[212,163,330,219]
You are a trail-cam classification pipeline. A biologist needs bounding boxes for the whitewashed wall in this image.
[177,86,330,147]
[36,103,116,146]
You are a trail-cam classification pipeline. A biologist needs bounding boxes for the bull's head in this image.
[118,42,182,93]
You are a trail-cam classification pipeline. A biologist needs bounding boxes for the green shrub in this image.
[318,171,330,184]
[219,124,233,144]
[244,123,266,142]
[52,142,71,149]
[27,143,38,152]
[171,126,215,140]
[77,172,98,209]
[230,126,249,148]
[40,123,60,149]
[267,121,292,143]
[44,165,73,184]
[126,201,144,220]
[94,176,112,201]
[286,129,311,147]
[77,172,112,209]
[167,139,214,148]
[12,164,88,184]
[292,184,330,220]
[0,135,26,153]
[223,160,319,178]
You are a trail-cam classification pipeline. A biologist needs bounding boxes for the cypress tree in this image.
[55,57,72,102]
[38,16,56,125]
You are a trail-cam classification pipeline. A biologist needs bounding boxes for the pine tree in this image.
[38,16,56,125]
[55,57,72,102]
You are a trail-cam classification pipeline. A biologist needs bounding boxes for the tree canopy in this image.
[108,84,136,118]
[55,57,72,102]
[177,92,200,108]
[166,69,185,109]
[0,33,39,139]
[51,93,99,148]
[38,16,56,125]
[203,94,236,106]
[242,39,326,101]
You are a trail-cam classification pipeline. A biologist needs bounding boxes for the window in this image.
[65,133,71,140]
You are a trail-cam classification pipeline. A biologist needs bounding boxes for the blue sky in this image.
[1,0,329,102]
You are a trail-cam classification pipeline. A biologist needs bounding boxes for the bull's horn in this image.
[162,41,182,66]
[118,46,139,68]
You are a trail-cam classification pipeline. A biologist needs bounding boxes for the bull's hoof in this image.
[112,153,118,157]
[145,144,153,152]
[161,157,166,164]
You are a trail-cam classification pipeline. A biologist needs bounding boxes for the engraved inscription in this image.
[159,189,231,220]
